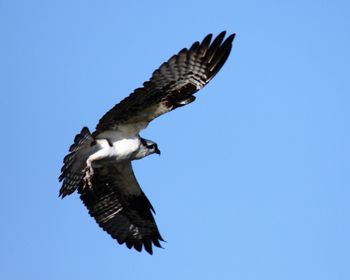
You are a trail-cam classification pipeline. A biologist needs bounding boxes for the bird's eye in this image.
[148,144,156,149]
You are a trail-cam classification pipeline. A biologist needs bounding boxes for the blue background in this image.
[1,1,349,279]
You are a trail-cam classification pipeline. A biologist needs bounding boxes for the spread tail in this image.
[59,127,94,198]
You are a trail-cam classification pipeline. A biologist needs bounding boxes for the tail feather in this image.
[59,127,94,198]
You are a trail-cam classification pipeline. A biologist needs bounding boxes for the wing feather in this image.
[94,31,235,135]
[59,32,235,254]
[78,162,164,254]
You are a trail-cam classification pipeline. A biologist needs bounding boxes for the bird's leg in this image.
[83,146,110,190]
[83,158,94,189]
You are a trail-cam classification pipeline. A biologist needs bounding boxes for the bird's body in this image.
[59,31,235,254]
[90,136,141,164]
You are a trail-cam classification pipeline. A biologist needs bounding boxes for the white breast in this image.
[91,130,141,165]
[112,138,141,159]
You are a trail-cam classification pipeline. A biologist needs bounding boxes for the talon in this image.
[83,166,94,189]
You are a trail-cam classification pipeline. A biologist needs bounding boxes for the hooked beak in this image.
[155,146,161,155]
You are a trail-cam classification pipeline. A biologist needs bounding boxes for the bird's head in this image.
[136,138,161,159]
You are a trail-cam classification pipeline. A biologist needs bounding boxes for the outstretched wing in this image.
[79,162,164,254]
[94,31,235,135]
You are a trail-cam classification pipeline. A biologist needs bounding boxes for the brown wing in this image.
[78,162,164,254]
[94,31,235,135]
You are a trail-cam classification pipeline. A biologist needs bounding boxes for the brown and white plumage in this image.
[79,162,163,254]
[94,31,235,135]
[59,31,235,254]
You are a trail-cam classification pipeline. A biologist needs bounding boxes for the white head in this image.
[134,138,161,159]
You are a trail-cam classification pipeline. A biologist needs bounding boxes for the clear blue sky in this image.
[1,0,349,279]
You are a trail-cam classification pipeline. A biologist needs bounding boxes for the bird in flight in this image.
[59,31,235,254]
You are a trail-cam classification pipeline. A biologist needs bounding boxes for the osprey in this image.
[59,31,235,254]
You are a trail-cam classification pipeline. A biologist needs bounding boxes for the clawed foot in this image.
[83,166,94,189]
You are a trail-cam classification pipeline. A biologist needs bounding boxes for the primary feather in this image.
[93,31,235,136]
[59,31,235,254]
